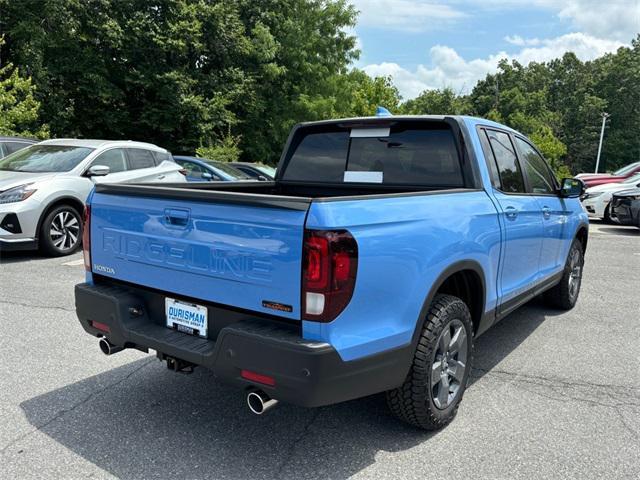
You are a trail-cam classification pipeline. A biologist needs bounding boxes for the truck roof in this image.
[296,114,519,135]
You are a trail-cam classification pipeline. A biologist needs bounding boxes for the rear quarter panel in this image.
[304,190,501,361]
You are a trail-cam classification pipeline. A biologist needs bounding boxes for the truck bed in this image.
[94,180,475,206]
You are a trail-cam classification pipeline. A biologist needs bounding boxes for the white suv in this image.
[0,139,185,256]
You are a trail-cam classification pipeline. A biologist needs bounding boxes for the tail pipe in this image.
[99,337,124,356]
[247,389,278,415]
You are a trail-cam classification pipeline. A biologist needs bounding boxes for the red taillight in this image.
[82,205,91,272]
[302,229,358,322]
[90,320,110,333]
[241,369,276,386]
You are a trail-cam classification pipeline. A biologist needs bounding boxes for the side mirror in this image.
[257,175,269,181]
[201,172,213,181]
[560,178,585,198]
[87,165,110,177]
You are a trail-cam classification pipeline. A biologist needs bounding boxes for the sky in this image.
[349,0,639,99]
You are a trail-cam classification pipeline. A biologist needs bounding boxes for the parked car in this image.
[173,156,251,182]
[76,115,588,431]
[610,188,640,228]
[230,162,276,180]
[576,161,640,188]
[581,173,640,221]
[0,139,185,255]
[0,136,37,158]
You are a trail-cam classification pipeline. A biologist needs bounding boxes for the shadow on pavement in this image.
[596,226,639,236]
[19,301,555,479]
[0,250,46,264]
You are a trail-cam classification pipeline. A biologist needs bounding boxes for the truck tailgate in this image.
[88,190,309,320]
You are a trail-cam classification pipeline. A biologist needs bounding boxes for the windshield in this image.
[0,145,94,172]
[254,164,277,177]
[613,162,640,176]
[205,161,251,179]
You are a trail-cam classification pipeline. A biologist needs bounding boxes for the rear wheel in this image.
[545,239,584,310]
[39,205,83,257]
[386,294,473,430]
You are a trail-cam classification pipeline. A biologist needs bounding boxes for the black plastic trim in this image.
[313,187,483,203]
[497,271,563,319]
[75,282,410,407]
[0,238,37,251]
[0,213,22,234]
[93,183,313,211]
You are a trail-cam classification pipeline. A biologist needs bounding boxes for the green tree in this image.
[401,87,471,115]
[196,127,241,163]
[1,0,359,163]
[0,40,48,138]
[591,37,640,172]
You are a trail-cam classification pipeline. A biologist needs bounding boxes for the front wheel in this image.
[603,204,612,223]
[386,294,473,430]
[545,239,584,310]
[39,205,83,257]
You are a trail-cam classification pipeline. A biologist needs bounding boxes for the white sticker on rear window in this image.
[343,171,383,183]
[350,128,390,138]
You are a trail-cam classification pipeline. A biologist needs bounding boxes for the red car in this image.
[576,162,640,187]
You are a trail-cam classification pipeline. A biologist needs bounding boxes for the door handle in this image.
[542,206,551,219]
[504,206,518,220]
[164,208,190,227]
[157,175,166,180]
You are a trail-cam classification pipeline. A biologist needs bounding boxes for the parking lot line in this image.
[61,258,84,266]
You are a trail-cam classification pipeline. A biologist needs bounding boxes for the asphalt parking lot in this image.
[0,221,638,480]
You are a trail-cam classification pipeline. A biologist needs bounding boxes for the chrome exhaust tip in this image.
[99,337,124,355]
[247,390,278,415]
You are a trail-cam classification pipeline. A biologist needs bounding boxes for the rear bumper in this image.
[75,282,410,407]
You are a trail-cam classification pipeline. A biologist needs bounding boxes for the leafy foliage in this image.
[0,39,48,138]
[196,128,241,163]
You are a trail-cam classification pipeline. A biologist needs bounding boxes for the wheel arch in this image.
[575,223,589,253]
[35,196,86,242]
[413,260,487,344]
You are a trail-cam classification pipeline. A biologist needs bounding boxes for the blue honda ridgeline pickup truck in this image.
[75,115,588,430]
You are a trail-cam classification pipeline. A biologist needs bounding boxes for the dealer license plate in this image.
[165,298,208,338]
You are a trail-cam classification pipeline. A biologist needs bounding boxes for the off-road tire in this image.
[545,239,584,310]
[386,294,473,430]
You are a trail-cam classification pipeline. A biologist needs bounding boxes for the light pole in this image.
[595,112,610,174]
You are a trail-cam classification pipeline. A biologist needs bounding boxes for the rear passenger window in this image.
[485,130,525,193]
[514,137,557,194]
[153,151,172,164]
[92,148,127,173]
[127,149,155,170]
[5,142,31,155]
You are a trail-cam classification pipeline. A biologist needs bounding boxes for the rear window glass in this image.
[283,131,350,183]
[4,141,32,155]
[153,151,172,164]
[282,123,463,187]
[127,148,155,169]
